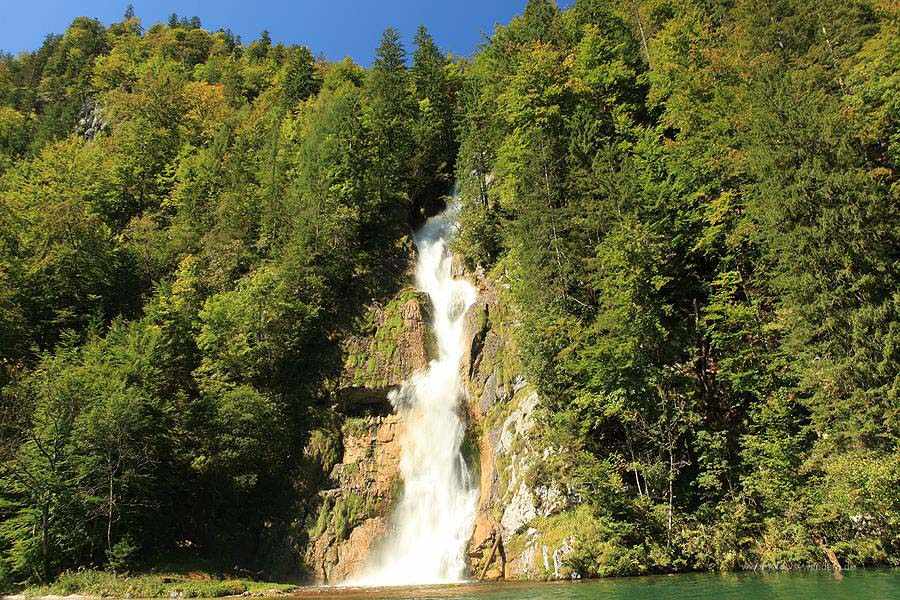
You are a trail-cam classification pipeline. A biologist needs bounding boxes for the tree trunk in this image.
[107,470,114,555]
[667,445,674,547]
[41,501,50,582]
[631,2,653,70]
[815,536,843,580]
[624,428,644,498]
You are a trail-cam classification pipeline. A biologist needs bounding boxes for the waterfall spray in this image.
[346,202,478,586]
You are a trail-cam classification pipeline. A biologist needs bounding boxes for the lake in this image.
[286,570,899,600]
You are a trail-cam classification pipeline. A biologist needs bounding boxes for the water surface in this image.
[289,570,898,600]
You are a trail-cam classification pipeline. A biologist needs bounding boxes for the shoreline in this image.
[5,567,895,600]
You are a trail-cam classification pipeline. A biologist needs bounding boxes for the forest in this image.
[0,0,897,590]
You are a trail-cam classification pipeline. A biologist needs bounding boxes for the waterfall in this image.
[346,201,478,586]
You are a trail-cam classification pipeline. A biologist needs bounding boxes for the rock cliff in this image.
[302,288,429,583]
[458,268,578,581]
[303,270,582,582]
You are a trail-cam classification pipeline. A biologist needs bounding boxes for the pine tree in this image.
[366,28,416,219]
[371,27,407,104]
[409,25,456,213]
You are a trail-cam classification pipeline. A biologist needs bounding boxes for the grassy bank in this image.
[17,570,298,598]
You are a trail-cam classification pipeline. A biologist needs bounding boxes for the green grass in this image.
[341,415,371,437]
[23,569,298,598]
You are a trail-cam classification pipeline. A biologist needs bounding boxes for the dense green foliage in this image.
[0,10,458,588]
[456,0,898,576]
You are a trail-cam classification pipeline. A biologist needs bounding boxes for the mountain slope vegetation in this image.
[0,10,458,585]
[0,0,897,588]
[455,0,899,575]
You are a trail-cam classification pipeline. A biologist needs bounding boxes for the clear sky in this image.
[0,0,574,65]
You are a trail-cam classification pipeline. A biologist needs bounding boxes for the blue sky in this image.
[0,0,574,65]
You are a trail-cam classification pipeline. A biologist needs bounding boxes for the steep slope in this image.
[459,268,581,580]
[303,289,430,582]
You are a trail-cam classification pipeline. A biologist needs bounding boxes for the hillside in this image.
[0,0,897,591]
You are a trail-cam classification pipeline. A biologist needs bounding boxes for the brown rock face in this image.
[304,289,431,584]
[304,415,402,583]
[331,517,390,581]
[467,426,506,580]
[459,274,519,580]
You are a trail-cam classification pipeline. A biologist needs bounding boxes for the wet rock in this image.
[468,523,506,580]
[304,414,402,583]
[329,517,388,582]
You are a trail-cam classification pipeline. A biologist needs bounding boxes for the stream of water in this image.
[346,203,478,587]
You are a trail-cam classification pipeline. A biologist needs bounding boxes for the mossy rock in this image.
[306,427,343,475]
[332,492,377,541]
[461,421,482,482]
[341,416,372,438]
[342,286,432,390]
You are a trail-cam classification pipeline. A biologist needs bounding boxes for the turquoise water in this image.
[289,570,899,599]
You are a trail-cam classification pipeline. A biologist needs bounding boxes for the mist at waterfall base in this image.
[344,203,478,587]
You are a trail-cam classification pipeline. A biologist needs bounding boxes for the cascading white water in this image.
[346,202,478,587]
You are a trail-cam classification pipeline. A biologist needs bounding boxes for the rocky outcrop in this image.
[341,288,432,392]
[303,289,431,583]
[303,414,401,583]
[76,99,106,140]
[303,269,581,583]
[459,270,578,581]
